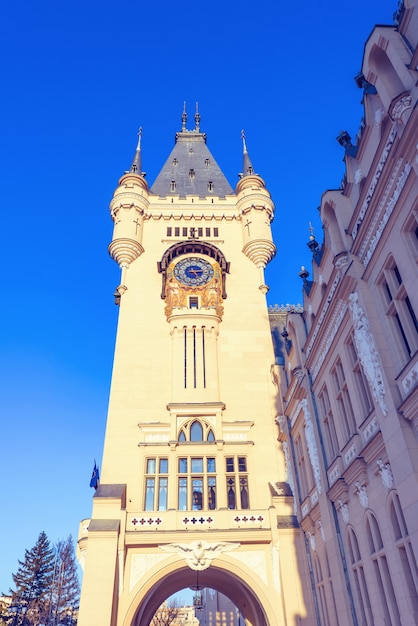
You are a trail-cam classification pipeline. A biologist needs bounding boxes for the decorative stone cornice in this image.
[242,239,276,268]
[108,238,144,268]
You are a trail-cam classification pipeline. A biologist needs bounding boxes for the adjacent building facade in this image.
[274,1,418,624]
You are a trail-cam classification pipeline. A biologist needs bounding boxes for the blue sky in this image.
[0,0,396,593]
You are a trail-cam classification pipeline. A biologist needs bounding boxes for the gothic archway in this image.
[124,560,275,626]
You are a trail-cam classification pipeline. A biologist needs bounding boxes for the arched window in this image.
[366,513,400,625]
[389,493,418,614]
[313,555,331,626]
[190,420,203,441]
[347,527,374,625]
[177,419,215,443]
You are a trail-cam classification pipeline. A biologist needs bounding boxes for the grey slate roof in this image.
[150,128,234,198]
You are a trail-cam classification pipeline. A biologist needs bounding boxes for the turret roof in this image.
[150,104,233,198]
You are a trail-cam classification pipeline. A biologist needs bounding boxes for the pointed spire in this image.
[241,130,255,176]
[181,102,188,131]
[194,102,201,132]
[129,127,143,175]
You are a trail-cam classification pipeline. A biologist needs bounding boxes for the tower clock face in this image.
[174,257,214,286]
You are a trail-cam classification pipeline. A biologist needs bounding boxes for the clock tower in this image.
[77,108,314,626]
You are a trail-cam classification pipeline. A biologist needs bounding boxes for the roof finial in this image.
[195,102,201,132]
[309,221,315,239]
[241,129,248,154]
[182,102,187,131]
[307,221,321,255]
[129,126,143,174]
[241,129,254,176]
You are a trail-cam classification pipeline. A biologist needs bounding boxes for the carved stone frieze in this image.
[355,482,369,508]
[376,459,394,490]
[348,292,388,415]
[362,163,412,268]
[311,300,348,381]
[301,399,322,494]
[306,272,342,359]
[282,441,296,500]
[351,125,397,240]
[306,531,316,551]
[390,94,412,121]
[317,520,325,541]
[402,362,418,395]
[337,500,350,524]
[333,254,350,270]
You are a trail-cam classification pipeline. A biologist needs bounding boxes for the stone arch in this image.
[124,558,278,626]
[364,32,414,110]
[158,240,230,299]
[320,195,347,257]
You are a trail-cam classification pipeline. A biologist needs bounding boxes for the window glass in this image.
[192,478,203,510]
[158,478,168,511]
[208,477,216,510]
[145,478,155,511]
[190,421,204,441]
[147,459,156,474]
[191,458,203,473]
[178,478,187,510]
[238,457,247,472]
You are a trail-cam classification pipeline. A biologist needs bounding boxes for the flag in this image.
[90,461,100,489]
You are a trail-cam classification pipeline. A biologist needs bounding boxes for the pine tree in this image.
[48,537,79,626]
[7,531,55,626]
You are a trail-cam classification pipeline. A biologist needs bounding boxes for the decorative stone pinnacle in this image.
[195,102,201,132]
[182,101,187,131]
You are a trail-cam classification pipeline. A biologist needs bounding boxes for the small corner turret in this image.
[236,131,276,293]
[108,128,149,299]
